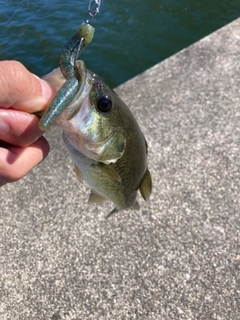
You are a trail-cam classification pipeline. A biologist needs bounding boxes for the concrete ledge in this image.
[1,18,240,319]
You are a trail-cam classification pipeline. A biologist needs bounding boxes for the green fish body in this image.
[44,64,152,214]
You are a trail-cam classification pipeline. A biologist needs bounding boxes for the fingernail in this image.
[0,118,10,133]
[38,78,54,101]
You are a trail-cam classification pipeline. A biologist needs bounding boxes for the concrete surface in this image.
[1,18,240,320]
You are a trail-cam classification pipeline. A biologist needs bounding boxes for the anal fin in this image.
[131,201,140,211]
[107,201,140,218]
[107,207,118,218]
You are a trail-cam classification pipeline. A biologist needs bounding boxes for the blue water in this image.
[0,0,239,87]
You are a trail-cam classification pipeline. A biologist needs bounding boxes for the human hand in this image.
[0,60,56,186]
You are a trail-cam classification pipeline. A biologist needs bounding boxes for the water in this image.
[0,0,239,87]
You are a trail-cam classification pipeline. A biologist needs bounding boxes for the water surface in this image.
[0,0,239,87]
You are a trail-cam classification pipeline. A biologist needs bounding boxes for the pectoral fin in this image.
[138,169,152,201]
[88,190,107,204]
[74,165,83,184]
[97,163,121,182]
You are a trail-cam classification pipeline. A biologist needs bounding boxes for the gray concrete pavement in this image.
[1,18,240,319]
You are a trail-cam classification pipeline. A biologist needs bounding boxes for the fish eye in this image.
[97,95,112,114]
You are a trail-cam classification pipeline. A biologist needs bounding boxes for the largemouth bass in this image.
[43,66,152,215]
[39,23,152,215]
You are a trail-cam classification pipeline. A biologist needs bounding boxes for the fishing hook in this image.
[85,0,101,24]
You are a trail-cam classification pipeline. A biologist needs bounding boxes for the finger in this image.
[0,136,49,185]
[42,67,66,92]
[0,108,43,146]
[0,60,56,112]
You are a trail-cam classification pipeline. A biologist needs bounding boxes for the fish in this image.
[39,22,152,215]
[42,65,152,215]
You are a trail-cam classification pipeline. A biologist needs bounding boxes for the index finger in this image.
[0,60,56,113]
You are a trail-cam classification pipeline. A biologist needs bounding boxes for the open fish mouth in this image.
[61,61,91,120]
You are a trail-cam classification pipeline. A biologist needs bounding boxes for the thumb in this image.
[0,60,56,113]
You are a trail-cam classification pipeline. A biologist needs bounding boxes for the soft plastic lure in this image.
[38,22,95,131]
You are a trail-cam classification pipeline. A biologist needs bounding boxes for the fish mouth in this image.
[61,61,92,121]
[59,64,106,122]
